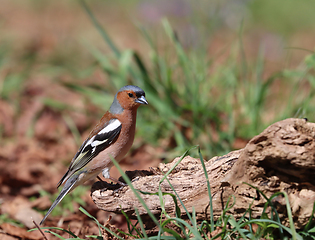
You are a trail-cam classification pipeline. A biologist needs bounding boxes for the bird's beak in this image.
[135,96,148,105]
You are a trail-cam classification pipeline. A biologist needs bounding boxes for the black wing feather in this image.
[57,119,122,187]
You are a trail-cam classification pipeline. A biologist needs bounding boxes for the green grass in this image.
[51,0,315,160]
[0,213,25,228]
[1,1,315,158]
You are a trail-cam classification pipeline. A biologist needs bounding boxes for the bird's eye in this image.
[128,93,134,98]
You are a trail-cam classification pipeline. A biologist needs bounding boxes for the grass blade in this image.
[79,0,120,58]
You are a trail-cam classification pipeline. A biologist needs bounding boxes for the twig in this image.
[33,220,48,240]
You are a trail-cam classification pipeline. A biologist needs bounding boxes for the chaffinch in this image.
[40,85,148,224]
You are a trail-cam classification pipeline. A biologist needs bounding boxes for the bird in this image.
[40,85,148,224]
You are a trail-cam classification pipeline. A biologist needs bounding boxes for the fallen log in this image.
[91,118,315,228]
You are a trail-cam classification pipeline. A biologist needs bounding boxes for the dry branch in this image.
[91,118,315,228]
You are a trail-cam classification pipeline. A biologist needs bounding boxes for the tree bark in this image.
[91,118,315,228]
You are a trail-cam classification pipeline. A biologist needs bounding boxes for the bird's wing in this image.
[57,118,122,187]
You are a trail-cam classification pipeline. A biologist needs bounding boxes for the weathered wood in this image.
[91,118,315,228]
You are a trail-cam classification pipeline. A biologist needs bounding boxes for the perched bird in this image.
[40,85,148,224]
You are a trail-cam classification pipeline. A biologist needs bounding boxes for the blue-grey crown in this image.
[118,85,145,97]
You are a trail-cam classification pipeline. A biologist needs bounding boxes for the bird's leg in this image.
[101,168,127,186]
[97,176,105,182]
[97,175,124,195]
[97,175,126,186]
[108,176,127,187]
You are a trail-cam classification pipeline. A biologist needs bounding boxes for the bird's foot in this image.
[109,176,127,187]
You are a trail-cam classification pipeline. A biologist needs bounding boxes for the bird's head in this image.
[110,85,148,114]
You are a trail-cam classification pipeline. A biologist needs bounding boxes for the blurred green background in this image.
[1,0,315,159]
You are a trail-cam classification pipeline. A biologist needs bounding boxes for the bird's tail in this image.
[40,175,78,225]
